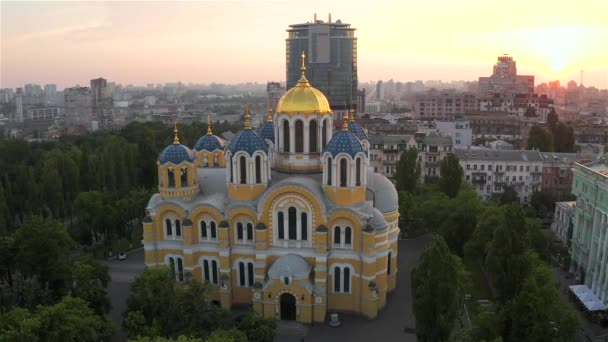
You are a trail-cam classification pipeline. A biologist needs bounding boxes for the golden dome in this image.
[276,52,331,115]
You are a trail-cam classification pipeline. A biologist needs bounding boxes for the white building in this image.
[369,135,417,177]
[64,87,93,128]
[436,119,473,147]
[455,149,543,204]
[417,133,453,180]
[29,107,62,121]
[552,201,575,245]
[365,101,382,114]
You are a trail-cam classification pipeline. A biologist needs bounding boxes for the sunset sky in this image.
[1,0,607,89]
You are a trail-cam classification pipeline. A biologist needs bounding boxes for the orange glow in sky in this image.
[1,0,607,88]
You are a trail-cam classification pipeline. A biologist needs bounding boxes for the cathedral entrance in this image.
[280,293,296,321]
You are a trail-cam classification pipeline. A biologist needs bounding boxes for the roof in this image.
[226,129,268,156]
[159,144,195,164]
[369,134,414,145]
[348,121,368,142]
[323,130,366,158]
[194,134,223,152]
[367,172,399,213]
[257,121,275,143]
[277,61,331,114]
[421,134,452,145]
[539,152,598,165]
[369,208,388,231]
[454,148,543,162]
[268,254,311,280]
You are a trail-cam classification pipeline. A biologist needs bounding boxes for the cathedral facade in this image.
[143,54,400,323]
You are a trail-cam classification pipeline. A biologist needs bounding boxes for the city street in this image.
[105,248,146,342]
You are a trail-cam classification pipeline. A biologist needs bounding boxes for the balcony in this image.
[493,170,505,175]
[425,161,440,167]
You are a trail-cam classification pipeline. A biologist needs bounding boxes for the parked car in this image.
[118,252,127,261]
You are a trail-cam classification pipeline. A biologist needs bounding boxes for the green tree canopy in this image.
[438,153,463,198]
[553,122,575,152]
[527,126,553,152]
[395,146,420,193]
[71,256,112,315]
[411,235,469,342]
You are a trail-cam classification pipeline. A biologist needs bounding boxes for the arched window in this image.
[239,156,247,184]
[211,260,218,284]
[288,207,297,240]
[334,267,341,292]
[239,262,245,286]
[295,120,304,153]
[322,119,328,148]
[168,169,175,187]
[169,257,175,280]
[278,212,285,239]
[181,168,188,186]
[247,263,254,286]
[237,223,244,241]
[327,157,332,186]
[283,120,290,152]
[344,227,352,246]
[203,259,219,285]
[334,226,341,245]
[387,252,392,276]
[210,221,217,239]
[284,277,290,285]
[356,158,361,186]
[177,258,184,281]
[246,223,253,241]
[343,267,350,292]
[238,261,255,287]
[203,259,210,282]
[255,155,262,184]
[165,218,172,236]
[309,120,318,152]
[175,220,181,237]
[340,158,347,187]
[301,212,308,241]
[228,157,233,183]
[200,221,207,239]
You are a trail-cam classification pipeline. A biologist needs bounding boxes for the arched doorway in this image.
[280,293,296,321]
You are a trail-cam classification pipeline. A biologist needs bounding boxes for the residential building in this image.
[369,134,417,177]
[266,82,285,112]
[479,93,554,122]
[466,112,521,139]
[15,88,23,123]
[478,55,534,97]
[286,14,357,111]
[417,133,453,180]
[0,88,14,103]
[414,89,477,121]
[144,65,399,323]
[357,89,366,113]
[570,159,608,303]
[540,152,597,198]
[29,107,62,121]
[552,201,576,246]
[91,78,111,127]
[64,87,92,127]
[455,149,543,204]
[435,119,473,147]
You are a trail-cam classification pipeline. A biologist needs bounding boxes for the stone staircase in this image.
[275,321,309,340]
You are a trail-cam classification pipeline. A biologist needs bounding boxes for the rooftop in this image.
[455,148,543,162]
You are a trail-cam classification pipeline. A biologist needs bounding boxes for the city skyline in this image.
[1,0,608,89]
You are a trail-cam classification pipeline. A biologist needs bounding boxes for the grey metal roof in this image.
[369,208,389,231]
[369,134,414,145]
[539,152,598,164]
[367,172,399,213]
[268,254,311,280]
[454,148,543,162]
[421,134,452,145]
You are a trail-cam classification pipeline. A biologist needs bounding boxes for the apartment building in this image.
[369,135,417,177]
[552,201,576,246]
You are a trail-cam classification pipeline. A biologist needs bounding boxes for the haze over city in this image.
[2,0,607,88]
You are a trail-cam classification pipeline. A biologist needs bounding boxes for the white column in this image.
[283,212,289,241]
[290,121,295,155]
[296,209,302,241]
[332,160,337,187]
[304,122,309,154]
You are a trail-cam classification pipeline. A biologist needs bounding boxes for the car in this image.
[118,252,127,261]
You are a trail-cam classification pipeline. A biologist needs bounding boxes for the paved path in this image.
[277,236,431,342]
[105,248,146,342]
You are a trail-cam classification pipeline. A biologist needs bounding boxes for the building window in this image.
[295,120,304,153]
[278,212,284,239]
[327,157,332,186]
[168,256,184,282]
[168,169,175,187]
[276,206,309,242]
[202,259,219,285]
[181,168,188,186]
[288,207,297,240]
[200,220,217,240]
[238,261,255,287]
[322,119,328,148]
[356,158,362,186]
[340,158,348,187]
[239,155,247,184]
[255,155,262,184]
[333,225,353,248]
[310,119,318,152]
[301,212,308,241]
[333,265,352,293]
[236,221,254,243]
[387,252,392,276]
[165,218,172,236]
[283,120,290,152]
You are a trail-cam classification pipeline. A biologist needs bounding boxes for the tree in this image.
[71,256,112,315]
[464,205,503,261]
[13,217,76,299]
[0,297,115,342]
[411,235,469,342]
[205,329,247,342]
[547,109,558,133]
[439,189,481,256]
[527,126,553,152]
[395,147,420,193]
[485,205,532,302]
[498,185,519,205]
[524,106,537,117]
[553,122,575,152]
[438,153,463,198]
[530,191,555,218]
[507,264,578,342]
[237,312,276,342]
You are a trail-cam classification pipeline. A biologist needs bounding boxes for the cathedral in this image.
[143,53,400,323]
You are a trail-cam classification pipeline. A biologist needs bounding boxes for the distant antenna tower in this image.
[580,69,584,86]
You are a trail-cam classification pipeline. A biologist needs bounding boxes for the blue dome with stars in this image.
[323,130,367,158]
[159,144,195,164]
[348,121,368,142]
[257,121,275,143]
[227,129,268,156]
[194,134,223,152]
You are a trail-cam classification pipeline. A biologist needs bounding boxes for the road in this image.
[105,248,146,342]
